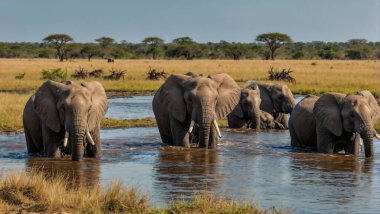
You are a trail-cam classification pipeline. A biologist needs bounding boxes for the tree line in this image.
[0,33,379,61]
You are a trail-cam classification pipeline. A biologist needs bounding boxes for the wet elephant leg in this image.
[170,116,190,147]
[345,133,360,156]
[42,124,62,157]
[316,124,334,154]
[289,122,301,147]
[208,125,218,149]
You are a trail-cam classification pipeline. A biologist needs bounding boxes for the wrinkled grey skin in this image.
[23,80,108,161]
[289,91,380,157]
[246,82,295,129]
[227,87,261,129]
[153,73,240,148]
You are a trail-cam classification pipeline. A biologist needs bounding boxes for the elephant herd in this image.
[22,73,380,161]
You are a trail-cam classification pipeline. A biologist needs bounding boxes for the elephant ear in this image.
[34,80,66,133]
[230,90,244,118]
[210,73,241,119]
[255,83,274,113]
[161,74,191,122]
[81,81,109,131]
[358,90,380,123]
[313,93,345,136]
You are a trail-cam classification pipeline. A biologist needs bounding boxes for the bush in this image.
[41,68,67,81]
[268,66,296,84]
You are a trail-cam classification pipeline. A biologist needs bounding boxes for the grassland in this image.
[0,58,379,132]
[0,171,286,213]
[0,59,379,95]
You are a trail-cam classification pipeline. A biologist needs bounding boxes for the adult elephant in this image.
[23,80,108,161]
[289,91,380,157]
[227,85,261,129]
[152,73,240,148]
[246,82,295,129]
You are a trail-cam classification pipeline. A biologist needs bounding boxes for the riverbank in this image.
[0,171,287,213]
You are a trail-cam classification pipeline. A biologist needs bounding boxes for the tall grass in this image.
[0,92,31,132]
[0,171,285,213]
[0,59,378,96]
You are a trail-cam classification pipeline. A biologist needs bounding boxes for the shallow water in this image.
[106,95,154,119]
[1,127,379,213]
[105,95,305,120]
[2,94,380,213]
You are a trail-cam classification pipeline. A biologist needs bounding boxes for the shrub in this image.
[41,68,67,81]
[268,66,296,84]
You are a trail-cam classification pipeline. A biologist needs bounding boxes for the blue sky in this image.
[0,0,379,43]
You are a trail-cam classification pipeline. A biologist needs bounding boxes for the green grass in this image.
[0,171,287,213]
[101,117,157,129]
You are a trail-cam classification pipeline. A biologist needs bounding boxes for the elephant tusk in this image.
[213,120,222,138]
[188,120,195,133]
[375,133,380,140]
[86,131,96,146]
[63,131,69,147]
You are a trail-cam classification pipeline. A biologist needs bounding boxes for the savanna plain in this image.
[0,58,379,213]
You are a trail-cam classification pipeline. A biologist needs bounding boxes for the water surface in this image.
[1,128,379,214]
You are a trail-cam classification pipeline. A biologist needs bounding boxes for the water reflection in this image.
[153,148,221,201]
[25,157,101,188]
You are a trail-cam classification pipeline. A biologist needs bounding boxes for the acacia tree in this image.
[256,32,292,60]
[80,43,102,61]
[142,37,164,59]
[170,37,199,60]
[95,37,115,58]
[43,34,74,61]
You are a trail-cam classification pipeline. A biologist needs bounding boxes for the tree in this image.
[256,32,292,60]
[43,34,74,61]
[80,43,102,61]
[169,37,200,60]
[223,42,248,60]
[95,37,115,49]
[142,37,164,59]
[95,37,115,58]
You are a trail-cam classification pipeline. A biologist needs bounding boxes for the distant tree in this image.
[95,37,115,58]
[80,43,102,61]
[43,34,74,61]
[170,37,200,60]
[256,32,292,60]
[345,39,370,59]
[318,44,343,59]
[95,37,115,49]
[223,42,248,60]
[142,37,164,59]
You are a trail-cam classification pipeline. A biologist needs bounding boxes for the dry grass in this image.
[0,92,30,132]
[0,171,284,214]
[0,59,379,131]
[0,59,378,95]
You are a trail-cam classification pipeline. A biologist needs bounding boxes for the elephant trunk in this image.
[360,128,374,158]
[198,103,213,148]
[70,113,87,161]
[249,107,261,130]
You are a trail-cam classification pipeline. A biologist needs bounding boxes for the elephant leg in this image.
[42,125,62,157]
[289,122,301,147]
[345,133,360,156]
[85,127,101,158]
[170,116,190,147]
[209,125,218,149]
[25,127,41,154]
[316,125,334,154]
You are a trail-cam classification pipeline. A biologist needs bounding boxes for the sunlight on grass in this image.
[0,171,287,213]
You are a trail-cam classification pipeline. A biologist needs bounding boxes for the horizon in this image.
[1,0,379,43]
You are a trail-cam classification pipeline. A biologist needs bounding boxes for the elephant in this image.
[289,91,380,157]
[23,80,108,161]
[260,110,283,129]
[227,85,261,129]
[152,73,240,148]
[246,82,295,129]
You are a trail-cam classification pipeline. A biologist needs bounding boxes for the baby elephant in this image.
[289,91,380,157]
[227,86,261,129]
